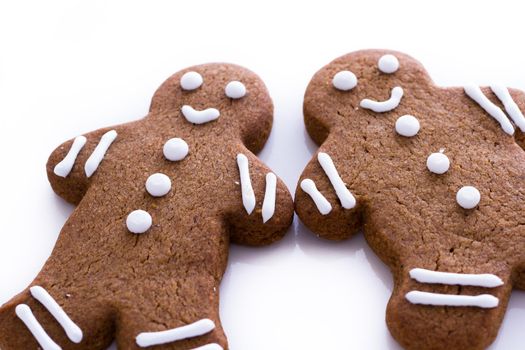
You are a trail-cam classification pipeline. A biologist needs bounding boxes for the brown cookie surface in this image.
[295,49,525,350]
[0,63,294,349]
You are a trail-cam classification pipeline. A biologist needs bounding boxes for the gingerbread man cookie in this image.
[0,63,294,350]
[295,50,525,350]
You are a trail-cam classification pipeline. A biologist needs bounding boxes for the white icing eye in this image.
[426,151,450,174]
[225,81,246,99]
[395,115,420,137]
[163,138,189,161]
[378,54,399,74]
[332,70,357,91]
[180,71,203,91]
[145,173,172,197]
[456,186,480,209]
[126,210,152,234]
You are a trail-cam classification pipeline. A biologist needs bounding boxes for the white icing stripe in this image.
[300,179,332,215]
[181,105,220,124]
[490,85,525,132]
[136,319,216,348]
[360,86,403,113]
[409,268,503,288]
[262,173,277,223]
[15,304,61,350]
[464,85,514,135]
[317,152,356,209]
[84,130,118,177]
[30,286,83,343]
[405,291,499,308]
[193,344,224,350]
[236,154,256,215]
[54,136,87,178]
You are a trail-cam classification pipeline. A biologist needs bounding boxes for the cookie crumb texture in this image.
[0,63,294,349]
[295,49,525,350]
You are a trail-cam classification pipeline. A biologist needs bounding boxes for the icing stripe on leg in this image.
[236,154,256,215]
[192,343,224,350]
[15,304,61,350]
[405,291,498,308]
[409,268,503,288]
[262,173,277,223]
[30,286,83,343]
[300,179,332,215]
[136,318,216,348]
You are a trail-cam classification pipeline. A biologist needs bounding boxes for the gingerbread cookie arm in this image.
[226,149,294,246]
[46,125,125,205]
[295,135,363,241]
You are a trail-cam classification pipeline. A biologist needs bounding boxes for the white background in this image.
[1,1,524,349]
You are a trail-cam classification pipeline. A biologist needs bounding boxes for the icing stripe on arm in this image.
[54,136,87,178]
[464,85,514,135]
[300,179,332,215]
[490,85,525,132]
[236,154,256,215]
[360,86,403,113]
[84,130,118,177]
[30,286,83,343]
[317,152,356,209]
[405,291,499,308]
[409,268,503,288]
[193,344,224,350]
[136,318,215,348]
[262,173,277,223]
[15,304,61,350]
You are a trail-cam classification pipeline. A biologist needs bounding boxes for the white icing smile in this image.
[360,86,404,113]
[181,105,220,124]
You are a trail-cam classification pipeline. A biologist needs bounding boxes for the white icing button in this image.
[225,81,246,99]
[426,152,450,174]
[146,173,172,197]
[395,115,420,137]
[332,70,357,91]
[126,210,152,234]
[180,71,203,91]
[378,54,399,74]
[456,186,481,209]
[163,138,189,161]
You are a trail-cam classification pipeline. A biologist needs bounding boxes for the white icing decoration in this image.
[15,304,61,350]
[456,186,481,209]
[136,318,215,348]
[193,344,224,350]
[29,286,83,343]
[426,151,450,174]
[464,85,514,135]
[84,130,118,177]
[300,179,332,215]
[146,173,172,197]
[236,154,256,215]
[317,152,356,209]
[332,71,357,91]
[409,268,503,288]
[490,85,525,132]
[378,54,399,74]
[395,115,420,137]
[262,173,277,223]
[163,138,189,161]
[405,291,499,308]
[360,86,404,113]
[181,105,220,124]
[180,71,203,91]
[225,81,246,99]
[126,210,152,234]
[54,136,87,178]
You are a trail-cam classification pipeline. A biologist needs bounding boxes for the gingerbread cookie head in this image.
[0,63,294,350]
[149,63,273,153]
[296,49,525,349]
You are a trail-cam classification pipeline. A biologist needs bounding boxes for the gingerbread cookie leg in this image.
[0,285,113,350]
